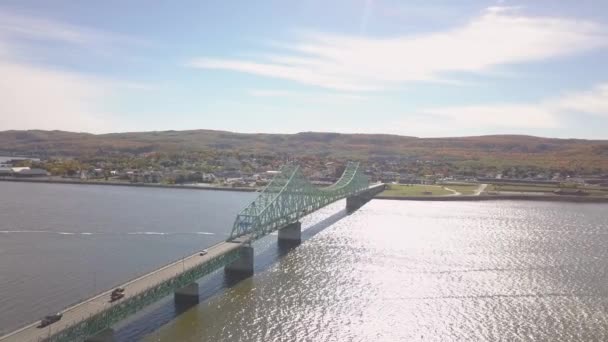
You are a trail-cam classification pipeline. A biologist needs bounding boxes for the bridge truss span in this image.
[229,161,369,241]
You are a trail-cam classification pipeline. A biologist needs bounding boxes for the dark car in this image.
[37,314,62,328]
[110,292,125,302]
[112,287,125,294]
[109,288,126,302]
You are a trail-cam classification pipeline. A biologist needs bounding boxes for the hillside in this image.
[1,130,607,171]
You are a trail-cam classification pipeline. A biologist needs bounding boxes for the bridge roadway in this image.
[0,236,251,342]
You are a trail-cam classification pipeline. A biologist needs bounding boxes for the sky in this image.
[0,0,607,139]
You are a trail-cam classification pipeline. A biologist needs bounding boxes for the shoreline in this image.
[376,194,608,203]
[3,178,606,203]
[0,177,258,192]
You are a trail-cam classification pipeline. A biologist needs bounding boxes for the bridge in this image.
[0,162,385,342]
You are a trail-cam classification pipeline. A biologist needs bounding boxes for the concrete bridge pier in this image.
[278,221,301,247]
[85,328,115,342]
[174,282,200,306]
[225,246,254,278]
[346,184,387,212]
[346,195,367,212]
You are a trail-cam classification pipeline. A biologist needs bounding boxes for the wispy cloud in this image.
[188,6,608,91]
[0,8,147,133]
[0,61,114,132]
[0,10,97,45]
[0,8,146,49]
[388,82,608,136]
[552,83,608,116]
[420,104,558,129]
[248,89,367,103]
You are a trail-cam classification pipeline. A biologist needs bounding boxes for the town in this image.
[2,151,607,190]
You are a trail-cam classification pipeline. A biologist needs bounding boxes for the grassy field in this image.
[488,183,608,196]
[487,184,558,193]
[380,184,454,197]
[379,182,608,198]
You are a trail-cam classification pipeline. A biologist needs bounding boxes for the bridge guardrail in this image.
[43,248,241,342]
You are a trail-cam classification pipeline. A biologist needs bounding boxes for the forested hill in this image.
[1,129,607,170]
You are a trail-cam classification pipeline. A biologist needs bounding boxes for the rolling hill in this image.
[1,130,607,171]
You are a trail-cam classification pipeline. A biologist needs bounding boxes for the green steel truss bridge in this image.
[230,161,370,241]
[0,162,384,342]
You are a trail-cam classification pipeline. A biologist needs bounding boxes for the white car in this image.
[199,250,208,256]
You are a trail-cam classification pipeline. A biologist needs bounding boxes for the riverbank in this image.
[0,177,257,192]
[376,194,608,203]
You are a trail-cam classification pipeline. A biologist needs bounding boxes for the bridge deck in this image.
[0,239,246,342]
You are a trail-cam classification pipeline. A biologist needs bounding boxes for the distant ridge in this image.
[1,129,607,170]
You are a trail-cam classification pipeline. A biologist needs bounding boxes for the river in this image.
[0,181,255,336]
[145,199,608,342]
[1,182,608,341]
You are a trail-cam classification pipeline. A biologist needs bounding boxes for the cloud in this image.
[0,61,113,132]
[248,89,367,103]
[0,8,148,133]
[420,104,558,129]
[188,7,608,91]
[551,83,608,116]
[0,8,146,50]
[389,82,608,136]
[0,10,98,45]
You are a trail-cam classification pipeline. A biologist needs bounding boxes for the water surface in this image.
[145,200,608,342]
[3,182,608,341]
[0,181,254,334]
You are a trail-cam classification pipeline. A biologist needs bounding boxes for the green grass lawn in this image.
[488,183,608,196]
[488,184,558,193]
[380,184,453,197]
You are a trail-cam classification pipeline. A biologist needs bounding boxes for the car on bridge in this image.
[37,313,62,328]
[110,288,125,302]
[199,249,208,256]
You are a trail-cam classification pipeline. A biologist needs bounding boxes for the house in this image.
[11,167,30,173]
[201,173,216,183]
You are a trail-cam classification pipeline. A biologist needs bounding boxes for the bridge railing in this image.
[42,248,242,342]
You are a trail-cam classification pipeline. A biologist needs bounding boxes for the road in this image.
[443,183,487,196]
[0,240,245,342]
[474,183,488,196]
[443,186,461,196]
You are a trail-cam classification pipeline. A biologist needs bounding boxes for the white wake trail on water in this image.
[127,232,167,235]
[126,231,216,236]
[0,230,215,236]
[0,230,100,235]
